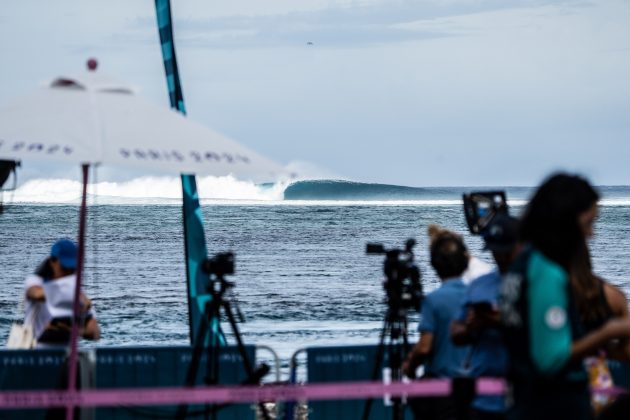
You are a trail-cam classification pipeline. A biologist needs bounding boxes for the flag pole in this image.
[65,163,89,420]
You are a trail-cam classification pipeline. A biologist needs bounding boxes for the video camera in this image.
[366,239,423,312]
[201,252,235,277]
[463,191,508,235]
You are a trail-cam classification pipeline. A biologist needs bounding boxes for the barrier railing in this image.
[284,348,307,420]
[256,344,282,383]
[1,347,627,415]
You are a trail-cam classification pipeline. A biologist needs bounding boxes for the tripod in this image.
[176,272,271,420]
[361,297,411,420]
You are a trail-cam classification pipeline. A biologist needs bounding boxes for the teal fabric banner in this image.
[154,0,224,346]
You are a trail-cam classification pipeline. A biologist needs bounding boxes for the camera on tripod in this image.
[366,239,423,311]
[201,252,235,277]
[463,191,509,235]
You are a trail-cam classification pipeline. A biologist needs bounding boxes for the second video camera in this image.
[366,239,423,311]
[201,252,235,277]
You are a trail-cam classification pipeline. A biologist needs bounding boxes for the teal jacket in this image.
[500,247,591,420]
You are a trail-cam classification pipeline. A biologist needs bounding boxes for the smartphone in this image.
[470,301,494,313]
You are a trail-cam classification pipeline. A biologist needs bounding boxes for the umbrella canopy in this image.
[0,69,287,180]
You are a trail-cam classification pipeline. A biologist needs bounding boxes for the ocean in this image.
[1,180,630,377]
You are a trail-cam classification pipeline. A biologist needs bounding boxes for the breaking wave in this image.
[8,176,288,204]
[5,178,629,206]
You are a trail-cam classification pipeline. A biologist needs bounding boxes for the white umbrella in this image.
[0,68,287,180]
[0,67,288,414]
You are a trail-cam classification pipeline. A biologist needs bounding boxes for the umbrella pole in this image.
[65,163,89,420]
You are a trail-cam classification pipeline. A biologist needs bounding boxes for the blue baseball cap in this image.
[50,239,78,270]
[482,214,519,253]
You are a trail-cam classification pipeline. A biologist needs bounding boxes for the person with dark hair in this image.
[567,206,630,416]
[500,173,630,420]
[25,239,100,347]
[403,229,471,420]
[428,224,493,284]
[569,215,630,359]
[451,214,521,420]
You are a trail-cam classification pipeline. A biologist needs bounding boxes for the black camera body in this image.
[367,239,423,312]
[463,191,508,234]
[201,252,235,277]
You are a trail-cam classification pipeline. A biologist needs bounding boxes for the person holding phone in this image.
[24,239,100,347]
[451,214,521,420]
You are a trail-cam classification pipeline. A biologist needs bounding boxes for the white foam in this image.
[9,176,288,204]
[599,199,630,206]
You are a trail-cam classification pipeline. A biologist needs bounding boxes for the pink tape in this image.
[591,386,629,396]
[0,377,623,410]
[0,378,507,409]
[476,378,506,395]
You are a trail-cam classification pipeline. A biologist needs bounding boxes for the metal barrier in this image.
[2,346,630,419]
[285,348,307,420]
[0,349,89,420]
[256,344,282,383]
[93,346,256,420]
[0,346,257,420]
[284,345,415,420]
[307,344,414,420]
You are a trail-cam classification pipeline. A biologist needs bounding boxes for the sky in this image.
[1,0,629,187]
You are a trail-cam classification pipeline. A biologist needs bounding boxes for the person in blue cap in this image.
[24,239,100,348]
[450,214,521,420]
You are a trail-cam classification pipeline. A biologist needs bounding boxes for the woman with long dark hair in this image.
[500,173,630,420]
[570,242,630,355]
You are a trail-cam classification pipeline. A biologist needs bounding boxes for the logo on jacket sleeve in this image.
[545,306,567,330]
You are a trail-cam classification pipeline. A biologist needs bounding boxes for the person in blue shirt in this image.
[403,230,471,420]
[451,214,521,420]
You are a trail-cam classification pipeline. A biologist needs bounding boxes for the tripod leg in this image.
[391,328,405,420]
[203,316,225,386]
[398,318,411,420]
[402,318,410,353]
[176,298,219,420]
[362,311,391,420]
[223,300,272,420]
[205,319,221,420]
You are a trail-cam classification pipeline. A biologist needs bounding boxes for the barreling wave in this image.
[284,181,630,206]
[283,180,458,201]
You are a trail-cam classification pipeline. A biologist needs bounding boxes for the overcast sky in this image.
[1,0,629,186]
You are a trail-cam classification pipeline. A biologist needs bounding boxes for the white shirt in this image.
[24,273,96,341]
[461,256,493,285]
[42,274,77,318]
[23,274,51,340]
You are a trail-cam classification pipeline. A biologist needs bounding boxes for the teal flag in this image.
[155,0,224,346]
